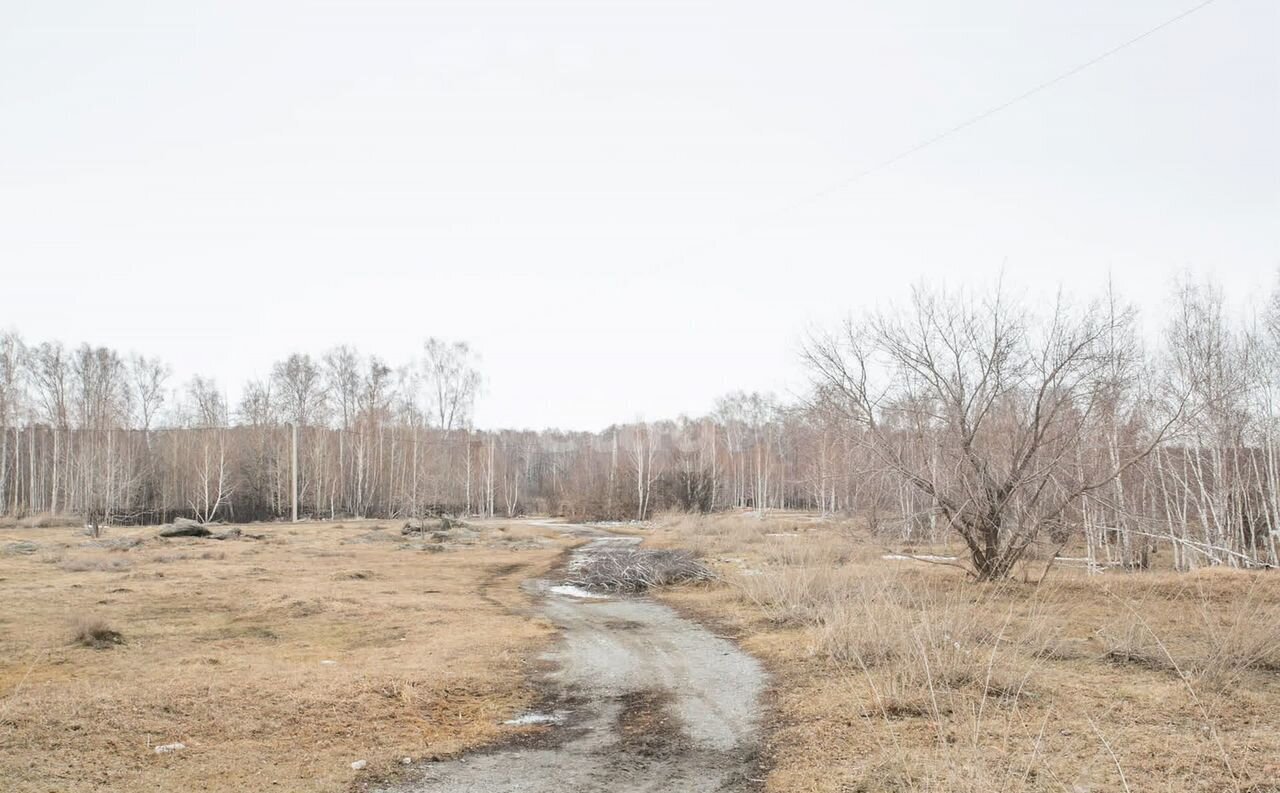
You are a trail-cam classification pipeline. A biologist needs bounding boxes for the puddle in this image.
[550,584,607,599]
[503,711,568,726]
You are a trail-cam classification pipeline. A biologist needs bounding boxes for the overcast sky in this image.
[1,0,1276,430]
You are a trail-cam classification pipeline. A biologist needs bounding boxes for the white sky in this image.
[1,0,1277,430]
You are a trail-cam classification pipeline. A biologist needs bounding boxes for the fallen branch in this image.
[568,548,715,593]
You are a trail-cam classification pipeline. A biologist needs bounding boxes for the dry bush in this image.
[744,565,1045,707]
[762,534,852,567]
[59,556,133,573]
[1097,611,1170,670]
[1190,583,1280,684]
[0,513,84,529]
[736,563,855,624]
[569,547,714,593]
[107,536,144,551]
[656,511,770,558]
[70,617,125,649]
[2,540,41,556]
[1098,580,1280,690]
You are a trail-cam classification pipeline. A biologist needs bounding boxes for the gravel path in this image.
[378,523,766,793]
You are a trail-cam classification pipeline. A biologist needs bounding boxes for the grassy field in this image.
[647,511,1280,793]
[5,511,1278,793]
[0,517,573,793]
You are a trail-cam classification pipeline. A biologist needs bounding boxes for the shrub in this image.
[70,617,125,649]
[59,557,133,573]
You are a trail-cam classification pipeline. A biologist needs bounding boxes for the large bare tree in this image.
[805,285,1177,581]
[421,338,480,433]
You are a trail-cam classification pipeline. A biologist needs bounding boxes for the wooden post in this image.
[291,421,299,522]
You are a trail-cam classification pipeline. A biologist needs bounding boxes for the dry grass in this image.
[0,513,84,530]
[68,617,126,650]
[58,556,135,573]
[0,517,573,793]
[650,511,1280,793]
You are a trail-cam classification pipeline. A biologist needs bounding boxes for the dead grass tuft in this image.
[1097,581,1280,690]
[58,556,133,573]
[334,569,376,580]
[69,617,125,649]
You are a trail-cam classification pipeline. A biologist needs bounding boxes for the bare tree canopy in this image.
[421,338,480,433]
[271,353,326,427]
[804,285,1181,580]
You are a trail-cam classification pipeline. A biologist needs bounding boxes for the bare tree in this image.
[272,353,327,427]
[129,354,169,433]
[421,338,480,433]
[70,345,130,532]
[420,338,481,510]
[352,357,394,517]
[1158,278,1265,567]
[805,285,1178,581]
[185,376,232,523]
[625,423,662,521]
[0,332,25,513]
[323,346,361,513]
[29,341,69,513]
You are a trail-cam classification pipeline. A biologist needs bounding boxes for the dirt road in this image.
[378,523,766,793]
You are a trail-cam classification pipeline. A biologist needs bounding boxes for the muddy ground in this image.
[378,525,766,793]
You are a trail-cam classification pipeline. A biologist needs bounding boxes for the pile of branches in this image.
[569,547,715,593]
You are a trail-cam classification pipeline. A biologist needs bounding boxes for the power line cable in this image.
[734,0,1224,231]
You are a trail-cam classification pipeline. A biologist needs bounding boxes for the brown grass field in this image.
[4,511,1280,793]
[647,511,1280,793]
[0,518,573,793]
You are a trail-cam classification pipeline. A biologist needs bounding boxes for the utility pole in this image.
[291,421,299,522]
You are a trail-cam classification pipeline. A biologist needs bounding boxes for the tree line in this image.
[1,276,1278,579]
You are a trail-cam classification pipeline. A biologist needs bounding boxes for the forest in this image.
[2,277,1278,579]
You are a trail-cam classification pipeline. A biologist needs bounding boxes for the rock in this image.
[158,518,210,538]
[210,527,241,541]
[351,759,367,770]
[404,516,465,535]
[401,757,412,765]
[154,742,185,754]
